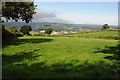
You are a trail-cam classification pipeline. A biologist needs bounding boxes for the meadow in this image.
[65,31,119,40]
[2,1,119,79]
[2,35,120,79]
[77,31,118,37]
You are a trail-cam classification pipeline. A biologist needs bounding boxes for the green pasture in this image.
[2,36,119,79]
[68,31,119,39]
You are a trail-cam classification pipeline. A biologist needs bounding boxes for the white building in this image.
[51,32,61,35]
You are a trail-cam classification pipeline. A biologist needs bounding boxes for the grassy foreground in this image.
[2,36,119,79]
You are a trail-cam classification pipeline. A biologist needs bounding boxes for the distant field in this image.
[2,36,119,79]
[66,31,119,40]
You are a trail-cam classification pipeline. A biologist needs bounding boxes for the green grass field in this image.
[2,36,119,79]
[66,31,119,39]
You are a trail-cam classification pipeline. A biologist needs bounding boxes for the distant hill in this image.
[3,22,118,31]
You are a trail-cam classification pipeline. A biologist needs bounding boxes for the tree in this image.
[2,2,36,23]
[20,25,32,35]
[102,24,110,30]
[1,2,36,42]
[45,28,53,35]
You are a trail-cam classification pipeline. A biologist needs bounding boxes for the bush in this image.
[102,24,110,30]
[7,27,23,37]
[29,31,46,36]
[2,24,16,41]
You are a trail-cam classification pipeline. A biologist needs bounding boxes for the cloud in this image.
[31,9,118,25]
[60,13,118,25]
[32,9,72,23]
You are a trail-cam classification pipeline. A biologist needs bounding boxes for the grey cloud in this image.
[32,9,72,23]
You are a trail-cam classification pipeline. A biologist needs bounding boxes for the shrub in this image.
[7,27,23,37]
[2,24,16,41]
[102,24,110,30]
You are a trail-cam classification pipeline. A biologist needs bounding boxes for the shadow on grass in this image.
[94,44,120,61]
[2,42,119,79]
[94,44,120,79]
[2,49,42,65]
[3,59,119,79]
[2,38,53,48]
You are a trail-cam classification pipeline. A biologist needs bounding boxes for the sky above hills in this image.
[33,2,118,25]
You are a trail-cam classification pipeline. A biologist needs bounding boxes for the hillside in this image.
[3,22,118,32]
